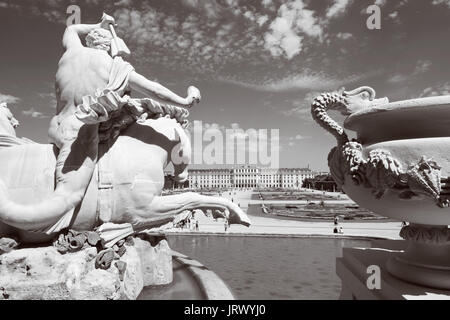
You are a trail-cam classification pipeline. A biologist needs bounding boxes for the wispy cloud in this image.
[0,93,21,104]
[37,92,57,109]
[326,0,353,19]
[420,82,450,97]
[388,59,432,84]
[336,32,353,40]
[432,0,450,8]
[22,107,48,119]
[413,60,432,75]
[387,74,409,84]
[220,70,377,92]
[281,91,321,122]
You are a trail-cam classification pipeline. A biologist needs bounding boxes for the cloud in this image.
[432,0,450,8]
[221,70,374,92]
[374,0,387,6]
[336,32,353,40]
[22,107,48,119]
[261,0,274,9]
[326,0,353,18]
[105,0,391,79]
[282,106,311,119]
[389,11,399,19]
[181,0,223,19]
[388,59,432,84]
[281,91,321,121]
[413,60,432,75]
[264,19,303,59]
[0,0,67,24]
[289,134,310,141]
[37,92,57,109]
[420,82,450,97]
[114,5,270,75]
[387,74,409,84]
[264,0,323,59]
[286,133,310,147]
[114,0,133,6]
[0,93,21,104]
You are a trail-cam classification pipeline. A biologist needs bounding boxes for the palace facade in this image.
[186,166,320,189]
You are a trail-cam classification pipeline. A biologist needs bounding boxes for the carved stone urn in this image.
[312,87,450,290]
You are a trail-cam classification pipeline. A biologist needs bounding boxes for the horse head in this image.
[135,115,191,183]
[171,122,191,183]
[0,103,19,137]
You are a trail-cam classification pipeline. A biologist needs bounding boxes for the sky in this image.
[1,0,450,171]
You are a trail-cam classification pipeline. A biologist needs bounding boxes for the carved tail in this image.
[310,91,349,145]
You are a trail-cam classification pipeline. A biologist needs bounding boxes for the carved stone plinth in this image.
[336,239,450,300]
[386,224,450,290]
[0,236,172,300]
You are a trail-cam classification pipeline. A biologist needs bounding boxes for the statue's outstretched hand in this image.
[187,86,201,107]
[100,13,116,30]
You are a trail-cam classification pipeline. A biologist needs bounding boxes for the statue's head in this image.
[85,28,113,51]
[0,103,19,136]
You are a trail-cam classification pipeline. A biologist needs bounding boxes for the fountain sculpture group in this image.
[1,10,449,300]
[0,13,250,299]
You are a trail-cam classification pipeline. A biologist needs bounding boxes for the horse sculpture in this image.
[0,13,251,246]
[0,103,251,244]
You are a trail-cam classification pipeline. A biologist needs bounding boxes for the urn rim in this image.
[344,95,450,131]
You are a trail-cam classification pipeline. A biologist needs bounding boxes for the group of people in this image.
[177,216,199,231]
[333,216,344,234]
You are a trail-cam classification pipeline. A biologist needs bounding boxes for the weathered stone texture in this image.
[0,236,172,300]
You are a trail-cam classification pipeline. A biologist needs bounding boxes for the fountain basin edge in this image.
[171,250,235,300]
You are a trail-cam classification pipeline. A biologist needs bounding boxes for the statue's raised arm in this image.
[128,73,201,107]
[62,13,114,50]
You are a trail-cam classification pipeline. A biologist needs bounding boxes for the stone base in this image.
[135,234,173,286]
[336,239,450,300]
[386,225,450,290]
[0,236,172,300]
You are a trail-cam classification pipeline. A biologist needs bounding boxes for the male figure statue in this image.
[1,14,200,233]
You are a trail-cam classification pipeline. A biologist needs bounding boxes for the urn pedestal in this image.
[386,224,450,289]
[337,239,450,299]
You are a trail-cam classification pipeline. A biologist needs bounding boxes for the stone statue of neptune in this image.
[0,13,250,244]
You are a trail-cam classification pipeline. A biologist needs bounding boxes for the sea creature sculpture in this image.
[0,104,250,244]
[0,13,250,245]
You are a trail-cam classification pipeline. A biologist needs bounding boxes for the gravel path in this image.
[165,189,402,240]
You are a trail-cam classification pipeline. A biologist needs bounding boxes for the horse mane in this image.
[98,100,190,144]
